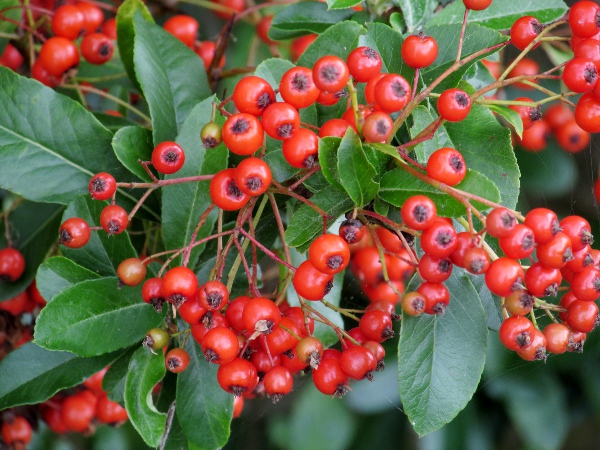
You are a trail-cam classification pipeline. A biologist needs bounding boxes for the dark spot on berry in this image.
[544,283,559,297]
[411,297,425,313]
[164,149,179,163]
[570,133,581,145]
[363,47,379,60]
[456,92,470,108]
[107,220,122,235]
[567,336,584,353]
[59,228,72,244]
[203,136,219,149]
[205,289,224,309]
[334,384,348,398]
[245,176,263,193]
[99,42,111,57]
[271,393,284,403]
[292,73,309,92]
[323,279,334,296]
[449,155,464,172]
[435,230,454,248]
[375,119,389,136]
[320,64,340,83]
[563,247,574,262]
[382,326,394,339]
[327,255,343,270]
[469,258,486,274]
[143,334,155,348]
[231,386,246,397]
[534,347,547,362]
[531,19,544,35]
[204,348,218,363]
[303,154,319,169]
[501,212,517,229]
[530,106,542,123]
[515,331,531,348]
[231,118,250,134]
[583,252,594,267]
[170,294,187,308]
[593,276,600,293]
[334,90,348,99]
[201,311,214,329]
[511,276,524,292]
[365,370,374,381]
[391,80,407,99]
[227,179,245,200]
[283,350,294,359]
[411,204,431,224]
[376,359,385,371]
[585,65,598,84]
[581,229,594,246]
[150,297,164,312]
[433,302,446,316]
[518,292,534,309]
[167,357,181,371]
[521,232,535,251]
[257,91,273,111]
[277,123,295,139]
[439,259,452,273]
[551,220,561,236]
[91,177,106,193]
[594,313,600,331]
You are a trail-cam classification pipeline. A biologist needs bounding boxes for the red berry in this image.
[209,168,250,211]
[524,207,559,244]
[374,74,411,113]
[1,416,32,445]
[99,204,128,235]
[163,15,199,47]
[486,207,517,238]
[282,128,319,169]
[401,32,438,69]
[166,348,191,373]
[347,46,382,82]
[162,266,198,307]
[0,291,29,315]
[339,219,364,244]
[313,55,349,93]
[0,44,24,71]
[498,224,535,259]
[510,16,544,50]
[198,280,229,310]
[516,329,547,362]
[571,265,600,301]
[401,291,425,316]
[543,323,570,354]
[308,234,350,275]
[569,1,600,38]
[89,172,117,200]
[256,15,276,45]
[524,263,562,298]
[463,247,491,275]
[319,118,353,138]
[233,76,275,117]
[504,290,534,316]
[242,297,281,334]
[545,103,575,130]
[426,147,466,186]
[293,260,334,300]
[234,157,272,196]
[417,281,450,315]
[361,111,393,143]
[359,310,394,342]
[537,232,574,269]
[401,195,437,230]
[463,0,492,11]
[0,247,25,283]
[567,299,599,333]
[201,326,238,365]
[39,36,79,76]
[518,120,550,152]
[509,97,542,130]
[142,277,165,312]
[62,391,95,432]
[195,41,225,69]
[117,258,146,287]
[485,257,525,297]
[77,1,105,33]
[575,92,600,132]
[81,33,114,65]
[51,5,85,40]
[58,218,90,249]
[96,394,128,424]
[437,88,472,122]
[279,66,320,109]
[560,215,593,251]
[563,57,598,93]
[261,102,300,140]
[152,141,185,175]
[555,120,590,153]
[312,357,349,397]
[290,34,317,62]
[222,113,264,156]
[499,316,535,351]
[418,254,453,282]
[420,220,458,258]
[340,345,377,380]
[217,357,258,396]
[508,59,540,90]
[263,366,293,402]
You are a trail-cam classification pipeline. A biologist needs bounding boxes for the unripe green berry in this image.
[143,328,169,350]
[201,121,222,149]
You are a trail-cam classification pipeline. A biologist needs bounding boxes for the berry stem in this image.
[347,78,362,136]
[302,301,360,346]
[208,16,235,88]
[288,166,321,191]
[237,227,296,271]
[128,188,156,222]
[455,7,470,64]
[233,234,261,296]
[359,209,417,237]
[397,116,444,153]
[182,203,216,267]
[158,401,176,450]
[116,174,215,189]
[62,84,152,123]
[320,299,360,321]
[268,193,293,269]
[270,180,332,229]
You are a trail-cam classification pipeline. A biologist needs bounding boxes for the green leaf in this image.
[116,0,153,91]
[297,21,365,68]
[429,0,569,31]
[358,22,407,78]
[112,126,154,182]
[162,97,228,268]
[0,201,63,301]
[486,104,524,138]
[337,129,379,206]
[103,346,138,404]
[60,196,137,276]
[125,347,166,448]
[133,14,211,145]
[94,113,138,132]
[255,58,293,94]
[34,277,164,357]
[35,257,101,303]
[284,186,354,252]
[318,137,343,190]
[176,338,233,449]
[269,3,355,40]
[408,106,453,163]
[264,136,300,183]
[0,67,135,205]
[391,0,436,32]
[421,24,507,91]
[327,0,361,11]
[379,168,500,216]
[0,0,19,54]
[469,273,502,331]
[398,273,488,436]
[463,61,497,94]
[445,102,520,210]
[0,343,122,409]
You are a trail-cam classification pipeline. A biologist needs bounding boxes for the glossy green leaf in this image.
[398,273,488,436]
[337,129,379,206]
[0,201,62,301]
[0,67,135,205]
[60,196,137,276]
[358,22,407,78]
[112,126,154,182]
[94,113,139,132]
[133,14,211,145]
[421,24,507,91]
[162,97,228,268]
[486,104,524,138]
[445,102,520,210]
[35,257,101,303]
[284,186,354,251]
[463,61,497,94]
[255,58,293,94]
[318,137,343,190]
[103,346,138,404]
[269,3,355,40]
[116,0,153,91]
[327,0,361,10]
[264,136,300,183]
[0,0,19,53]
[125,347,166,448]
[429,0,569,30]
[176,339,233,449]
[297,21,365,68]
[392,0,436,33]
[34,277,164,357]
[379,168,500,216]
[469,273,502,331]
[0,343,122,409]
[408,106,453,163]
